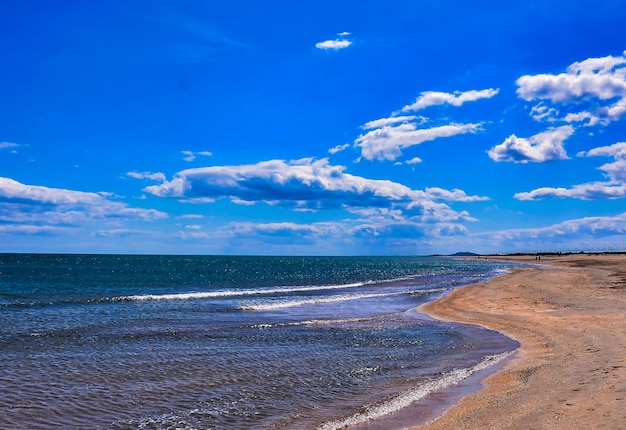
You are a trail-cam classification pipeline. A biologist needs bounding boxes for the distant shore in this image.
[415,254,626,429]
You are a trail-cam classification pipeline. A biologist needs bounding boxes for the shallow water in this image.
[0,254,521,429]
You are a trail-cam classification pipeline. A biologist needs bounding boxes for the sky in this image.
[2,1,626,255]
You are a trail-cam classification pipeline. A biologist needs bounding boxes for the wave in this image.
[241,288,446,311]
[116,282,365,302]
[317,351,514,430]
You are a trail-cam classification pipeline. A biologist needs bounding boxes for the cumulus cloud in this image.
[0,177,167,234]
[142,158,487,223]
[515,141,626,200]
[402,89,499,112]
[488,125,574,163]
[315,32,352,50]
[517,51,626,126]
[356,121,481,162]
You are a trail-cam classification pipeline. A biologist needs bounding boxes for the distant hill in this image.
[448,252,481,257]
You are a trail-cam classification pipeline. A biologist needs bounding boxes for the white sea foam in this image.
[251,317,372,329]
[240,292,403,311]
[241,287,447,311]
[118,282,365,302]
[317,351,514,430]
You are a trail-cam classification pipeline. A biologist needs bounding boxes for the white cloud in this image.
[316,32,352,50]
[362,115,421,130]
[94,229,153,238]
[406,157,423,164]
[177,230,211,240]
[0,142,20,150]
[0,224,67,235]
[355,87,495,163]
[182,150,196,162]
[142,158,487,223]
[424,187,489,203]
[516,51,626,126]
[181,150,213,162]
[127,171,167,182]
[490,212,626,242]
[402,89,499,112]
[315,38,352,50]
[0,177,167,233]
[356,122,481,162]
[328,143,350,154]
[179,214,204,219]
[224,208,473,254]
[515,183,626,200]
[488,125,574,163]
[515,141,626,200]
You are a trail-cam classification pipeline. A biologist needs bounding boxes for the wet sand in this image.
[416,254,626,429]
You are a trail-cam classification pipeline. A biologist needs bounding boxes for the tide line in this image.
[317,351,514,430]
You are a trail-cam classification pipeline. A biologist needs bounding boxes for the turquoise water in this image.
[0,254,521,429]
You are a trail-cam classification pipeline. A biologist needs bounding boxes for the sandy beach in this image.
[416,254,626,429]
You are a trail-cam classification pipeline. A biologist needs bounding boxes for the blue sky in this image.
[2,1,626,255]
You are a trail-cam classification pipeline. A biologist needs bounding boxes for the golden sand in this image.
[415,255,626,429]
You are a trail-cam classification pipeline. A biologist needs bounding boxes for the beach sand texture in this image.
[416,255,626,429]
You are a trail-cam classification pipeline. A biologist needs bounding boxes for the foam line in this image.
[241,288,446,311]
[317,351,513,430]
[118,282,365,301]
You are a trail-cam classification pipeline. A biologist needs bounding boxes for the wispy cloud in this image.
[489,212,626,243]
[356,121,481,162]
[221,202,480,254]
[355,88,496,162]
[127,171,167,182]
[178,214,204,219]
[362,115,423,130]
[328,143,350,154]
[0,142,21,151]
[488,125,574,163]
[181,150,213,162]
[402,89,499,112]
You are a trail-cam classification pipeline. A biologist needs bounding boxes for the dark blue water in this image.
[0,254,521,429]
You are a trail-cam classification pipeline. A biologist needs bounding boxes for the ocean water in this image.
[0,254,522,429]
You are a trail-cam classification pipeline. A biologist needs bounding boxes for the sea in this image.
[0,254,524,429]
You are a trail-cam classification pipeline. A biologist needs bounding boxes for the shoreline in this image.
[412,254,626,429]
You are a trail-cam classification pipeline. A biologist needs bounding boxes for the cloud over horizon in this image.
[0,177,167,234]
[515,141,626,200]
